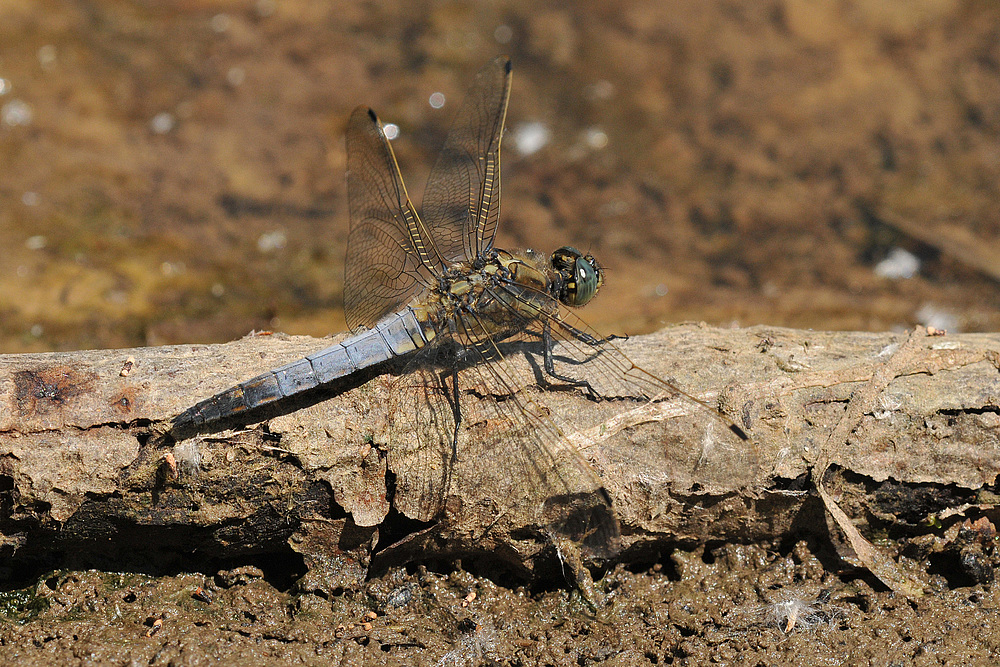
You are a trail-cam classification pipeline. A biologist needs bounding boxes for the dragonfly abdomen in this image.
[176,308,433,427]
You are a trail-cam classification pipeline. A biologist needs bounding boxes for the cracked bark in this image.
[1,325,999,589]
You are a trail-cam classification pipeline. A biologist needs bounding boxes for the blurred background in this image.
[1,0,998,353]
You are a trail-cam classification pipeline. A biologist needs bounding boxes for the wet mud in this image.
[2,541,999,665]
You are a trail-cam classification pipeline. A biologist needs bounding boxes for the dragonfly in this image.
[173,57,746,557]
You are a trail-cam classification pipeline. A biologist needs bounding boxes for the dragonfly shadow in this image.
[488,337,612,396]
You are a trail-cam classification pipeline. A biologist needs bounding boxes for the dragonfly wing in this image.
[385,366,452,524]
[387,351,620,559]
[345,106,445,332]
[485,283,758,482]
[421,56,512,263]
[457,336,621,557]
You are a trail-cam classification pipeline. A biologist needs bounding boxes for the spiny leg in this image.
[552,317,604,347]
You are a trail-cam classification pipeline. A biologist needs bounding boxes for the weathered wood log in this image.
[1,325,998,588]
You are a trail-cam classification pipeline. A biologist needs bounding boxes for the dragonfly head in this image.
[551,246,603,308]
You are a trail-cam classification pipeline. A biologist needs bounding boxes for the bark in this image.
[1,325,998,588]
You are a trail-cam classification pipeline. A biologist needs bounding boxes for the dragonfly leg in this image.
[555,318,603,347]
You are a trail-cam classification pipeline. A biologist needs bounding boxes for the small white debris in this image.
[382,123,399,140]
[226,66,245,86]
[876,342,900,358]
[512,121,551,156]
[874,247,919,279]
[257,230,287,253]
[210,13,231,33]
[771,597,819,632]
[916,303,959,333]
[428,92,445,109]
[583,127,608,149]
[174,441,203,477]
[586,80,615,101]
[873,392,902,419]
[150,111,175,134]
[494,24,513,44]
[2,99,33,126]
[24,235,46,250]
[37,45,57,70]
[158,261,184,278]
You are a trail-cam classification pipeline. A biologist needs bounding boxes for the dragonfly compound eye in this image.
[552,246,603,307]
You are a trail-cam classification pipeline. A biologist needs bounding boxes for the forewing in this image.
[387,342,620,558]
[481,283,758,485]
[345,106,444,332]
[421,56,512,263]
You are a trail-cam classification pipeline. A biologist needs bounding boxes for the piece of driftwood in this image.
[1,325,998,589]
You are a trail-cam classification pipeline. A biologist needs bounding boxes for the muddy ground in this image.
[2,543,999,665]
[1,0,1000,664]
